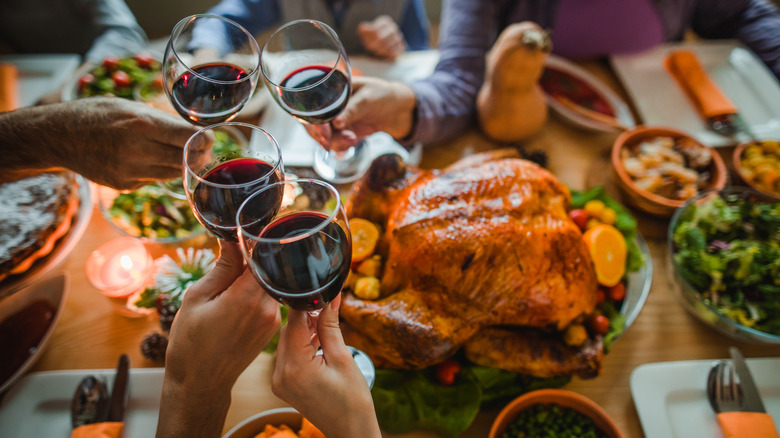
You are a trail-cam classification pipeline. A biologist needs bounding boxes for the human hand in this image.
[54,97,201,190]
[304,76,417,152]
[357,15,406,61]
[272,295,381,438]
[158,241,281,438]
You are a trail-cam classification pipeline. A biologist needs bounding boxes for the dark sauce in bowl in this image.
[0,300,56,385]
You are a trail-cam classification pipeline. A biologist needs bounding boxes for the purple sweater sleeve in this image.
[405,0,499,145]
[691,0,780,79]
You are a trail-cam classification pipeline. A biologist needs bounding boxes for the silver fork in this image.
[707,360,743,413]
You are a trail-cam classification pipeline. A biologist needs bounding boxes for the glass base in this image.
[312,140,371,184]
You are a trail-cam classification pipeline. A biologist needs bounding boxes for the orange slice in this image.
[349,218,379,263]
[582,224,626,287]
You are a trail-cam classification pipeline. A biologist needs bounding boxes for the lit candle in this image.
[86,237,154,298]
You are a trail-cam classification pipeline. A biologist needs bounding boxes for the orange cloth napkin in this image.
[664,49,737,119]
[0,63,19,112]
[70,422,124,438]
[717,412,779,438]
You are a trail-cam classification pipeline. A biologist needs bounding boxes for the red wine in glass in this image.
[251,212,350,312]
[278,65,350,124]
[192,157,283,241]
[171,62,253,125]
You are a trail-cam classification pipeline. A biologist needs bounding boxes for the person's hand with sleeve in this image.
[304,76,417,152]
[357,15,407,61]
[156,241,281,438]
[0,97,202,190]
[272,295,381,438]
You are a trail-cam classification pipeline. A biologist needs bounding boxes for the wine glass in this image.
[163,14,261,126]
[183,122,284,242]
[237,179,351,316]
[261,20,371,184]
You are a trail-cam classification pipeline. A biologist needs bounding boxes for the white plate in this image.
[0,273,68,394]
[631,357,780,438]
[542,54,636,132]
[611,41,780,147]
[0,54,81,108]
[0,174,93,298]
[0,368,164,437]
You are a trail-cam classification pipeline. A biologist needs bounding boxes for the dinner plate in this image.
[0,272,68,395]
[0,368,165,437]
[0,54,81,108]
[611,41,780,147]
[630,357,780,438]
[0,174,93,298]
[542,55,636,132]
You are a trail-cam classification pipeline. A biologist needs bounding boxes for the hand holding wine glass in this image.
[163,14,261,126]
[183,122,283,242]
[261,20,371,183]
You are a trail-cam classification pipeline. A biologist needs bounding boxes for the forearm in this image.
[156,379,232,438]
[0,105,69,182]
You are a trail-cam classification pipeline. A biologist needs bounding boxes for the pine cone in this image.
[157,297,180,332]
[141,333,168,363]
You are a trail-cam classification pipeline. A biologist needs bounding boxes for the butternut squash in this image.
[477,22,551,142]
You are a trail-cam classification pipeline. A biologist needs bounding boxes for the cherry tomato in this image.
[435,359,461,386]
[77,73,95,90]
[102,56,120,71]
[607,282,626,302]
[568,209,588,231]
[596,288,606,305]
[112,71,131,88]
[152,75,164,89]
[589,314,610,336]
[134,54,154,69]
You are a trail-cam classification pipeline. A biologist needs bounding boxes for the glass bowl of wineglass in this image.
[183,122,284,242]
[163,14,260,126]
[237,179,351,316]
[261,19,370,184]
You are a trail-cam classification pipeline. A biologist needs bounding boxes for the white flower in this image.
[152,248,216,302]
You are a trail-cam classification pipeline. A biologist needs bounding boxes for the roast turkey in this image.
[341,150,604,379]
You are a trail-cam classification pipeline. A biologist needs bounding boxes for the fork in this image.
[707,360,743,413]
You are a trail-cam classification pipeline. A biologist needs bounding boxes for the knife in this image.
[729,347,766,413]
[106,354,130,422]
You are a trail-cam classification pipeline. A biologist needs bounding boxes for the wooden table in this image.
[23,60,780,437]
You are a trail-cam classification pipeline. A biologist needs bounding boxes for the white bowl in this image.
[542,55,636,132]
[0,272,68,394]
[222,407,303,438]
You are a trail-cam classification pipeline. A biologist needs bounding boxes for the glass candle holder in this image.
[86,237,154,298]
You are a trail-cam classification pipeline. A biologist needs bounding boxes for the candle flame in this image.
[120,255,134,270]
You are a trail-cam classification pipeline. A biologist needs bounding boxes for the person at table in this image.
[192,0,430,61]
[0,97,200,190]
[156,241,381,438]
[0,0,148,104]
[308,0,780,150]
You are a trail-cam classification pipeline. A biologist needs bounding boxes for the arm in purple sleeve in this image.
[84,0,147,63]
[692,0,780,79]
[405,0,499,145]
[190,0,282,55]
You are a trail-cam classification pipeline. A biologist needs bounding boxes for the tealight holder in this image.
[86,237,154,298]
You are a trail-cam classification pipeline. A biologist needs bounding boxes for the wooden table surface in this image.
[14,60,780,437]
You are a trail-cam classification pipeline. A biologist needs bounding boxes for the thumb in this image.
[316,294,346,356]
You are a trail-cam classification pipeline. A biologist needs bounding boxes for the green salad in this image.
[672,192,780,335]
[77,55,162,100]
[107,184,202,240]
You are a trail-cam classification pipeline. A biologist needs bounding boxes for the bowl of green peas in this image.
[489,389,624,438]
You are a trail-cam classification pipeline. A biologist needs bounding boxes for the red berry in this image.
[607,283,626,302]
[589,314,610,336]
[77,73,95,90]
[435,359,461,386]
[102,56,120,70]
[112,70,131,88]
[569,209,589,231]
[596,288,606,305]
